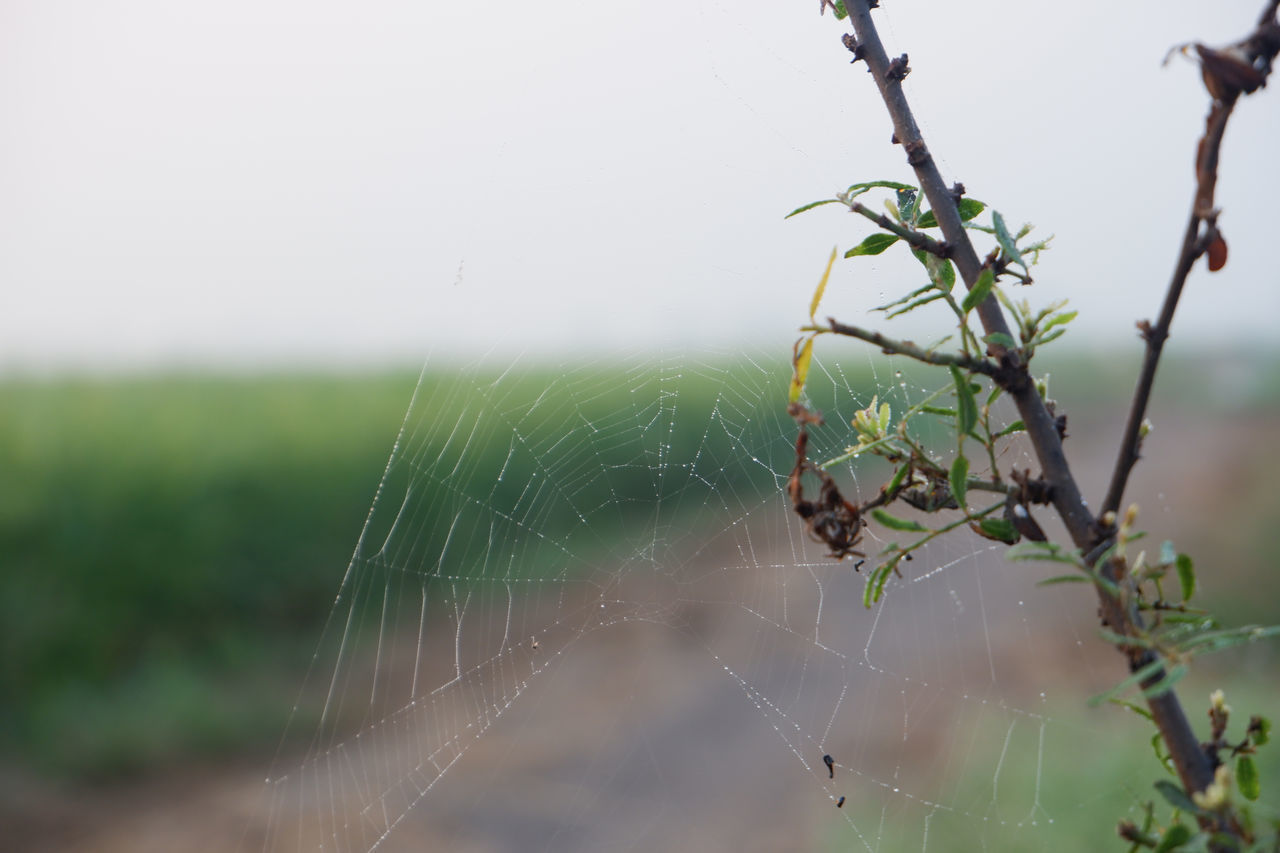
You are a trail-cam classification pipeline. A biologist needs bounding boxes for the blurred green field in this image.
[0,373,429,776]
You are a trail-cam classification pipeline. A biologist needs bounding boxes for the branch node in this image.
[841,33,867,64]
[904,138,928,166]
[1011,468,1054,505]
[886,53,911,81]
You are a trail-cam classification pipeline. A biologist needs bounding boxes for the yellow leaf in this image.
[789,337,815,403]
[810,246,838,324]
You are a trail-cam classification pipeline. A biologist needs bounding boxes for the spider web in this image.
[252,349,1148,852]
[233,2,1218,849]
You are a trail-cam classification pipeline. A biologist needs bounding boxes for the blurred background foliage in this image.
[2,351,1277,792]
[0,373,418,776]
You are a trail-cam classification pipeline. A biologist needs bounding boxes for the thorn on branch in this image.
[1011,468,1054,505]
[890,131,899,144]
[887,53,911,81]
[950,182,966,204]
[1136,319,1168,349]
[841,33,867,64]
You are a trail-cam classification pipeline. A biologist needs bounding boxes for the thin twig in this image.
[1103,12,1280,518]
[823,318,997,375]
[1093,13,1280,817]
[846,201,949,257]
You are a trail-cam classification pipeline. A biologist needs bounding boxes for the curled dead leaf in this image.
[1207,234,1228,272]
[1195,43,1265,101]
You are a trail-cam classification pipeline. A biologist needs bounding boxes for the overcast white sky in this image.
[2,0,1276,373]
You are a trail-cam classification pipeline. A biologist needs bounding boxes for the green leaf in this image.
[984,384,1002,408]
[1006,540,1084,566]
[873,282,932,313]
[1177,624,1280,655]
[1088,658,1165,707]
[1237,755,1260,801]
[1098,628,1155,649]
[1036,574,1089,586]
[885,292,946,319]
[915,211,941,228]
[960,267,995,314]
[995,419,1026,438]
[864,562,896,607]
[875,559,897,598]
[789,337,814,404]
[937,258,956,291]
[1108,698,1155,722]
[1040,310,1078,333]
[912,249,956,292]
[810,246,838,323]
[917,198,986,228]
[949,454,969,509]
[1026,327,1069,349]
[983,332,1017,350]
[958,198,987,222]
[993,211,1027,271]
[1151,731,1176,775]
[1153,780,1202,816]
[1159,612,1213,625]
[1175,554,1195,602]
[871,508,927,532]
[1142,663,1188,700]
[949,365,978,438]
[784,198,842,219]
[846,233,900,258]
[1154,823,1194,853]
[897,187,919,224]
[845,180,916,197]
[977,517,1019,544]
[831,0,848,19]
[885,463,911,497]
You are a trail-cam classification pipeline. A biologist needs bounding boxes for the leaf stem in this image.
[846,200,949,257]
[822,319,997,375]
